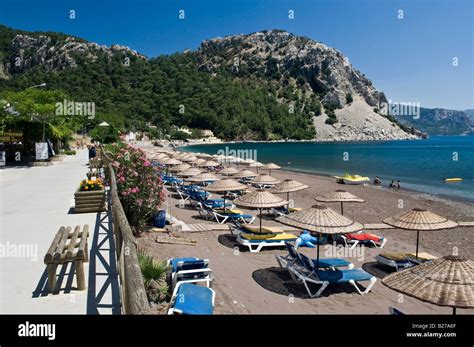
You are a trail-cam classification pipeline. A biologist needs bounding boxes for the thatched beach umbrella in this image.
[198,160,220,168]
[314,190,365,215]
[250,174,280,187]
[383,208,458,259]
[186,172,220,184]
[263,162,281,175]
[234,190,288,233]
[232,169,257,179]
[163,158,182,166]
[191,158,206,166]
[205,178,248,211]
[169,163,191,173]
[176,167,202,177]
[383,255,474,314]
[249,161,265,173]
[270,179,309,201]
[219,167,239,176]
[154,155,170,163]
[277,204,363,268]
[242,158,256,165]
[198,153,213,159]
[181,155,197,162]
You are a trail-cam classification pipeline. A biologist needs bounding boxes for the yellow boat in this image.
[334,174,370,185]
[443,178,463,182]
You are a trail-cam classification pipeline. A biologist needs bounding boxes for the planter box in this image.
[74,188,106,213]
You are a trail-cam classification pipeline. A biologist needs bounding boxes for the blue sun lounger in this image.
[167,282,215,315]
[276,243,354,270]
[284,248,377,297]
[167,257,213,290]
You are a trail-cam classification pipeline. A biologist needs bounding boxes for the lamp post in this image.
[26,83,47,140]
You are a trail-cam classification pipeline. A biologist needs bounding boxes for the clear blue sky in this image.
[1,0,472,110]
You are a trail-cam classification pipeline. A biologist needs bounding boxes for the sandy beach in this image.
[137,152,474,314]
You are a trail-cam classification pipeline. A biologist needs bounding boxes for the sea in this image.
[180,136,474,203]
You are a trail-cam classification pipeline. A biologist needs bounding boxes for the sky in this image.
[0,0,472,110]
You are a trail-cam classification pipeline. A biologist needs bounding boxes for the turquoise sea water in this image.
[181,136,474,203]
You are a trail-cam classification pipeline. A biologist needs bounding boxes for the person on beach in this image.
[389,180,395,189]
[373,176,382,186]
[396,180,401,190]
[88,142,96,160]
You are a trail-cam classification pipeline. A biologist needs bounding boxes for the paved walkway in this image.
[0,151,120,314]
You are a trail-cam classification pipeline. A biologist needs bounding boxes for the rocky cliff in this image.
[195,30,416,140]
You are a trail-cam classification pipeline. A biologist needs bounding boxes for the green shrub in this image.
[138,250,168,287]
[137,250,169,303]
[345,93,353,104]
[62,149,76,155]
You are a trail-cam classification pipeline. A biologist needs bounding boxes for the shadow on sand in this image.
[252,267,369,299]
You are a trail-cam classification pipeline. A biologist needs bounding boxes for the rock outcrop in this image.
[5,34,146,74]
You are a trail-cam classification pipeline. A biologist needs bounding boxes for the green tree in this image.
[2,88,66,140]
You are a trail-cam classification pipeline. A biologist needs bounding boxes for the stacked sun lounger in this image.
[276,243,377,297]
[229,223,298,253]
[166,257,215,315]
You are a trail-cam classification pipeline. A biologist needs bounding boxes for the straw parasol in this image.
[270,179,309,201]
[154,155,170,163]
[186,172,220,183]
[383,208,458,259]
[175,167,202,177]
[383,255,474,314]
[263,162,281,175]
[277,204,363,268]
[232,169,258,179]
[249,161,265,173]
[250,174,280,187]
[169,163,191,173]
[219,167,239,176]
[204,178,248,211]
[205,178,247,192]
[242,158,256,165]
[198,160,220,168]
[191,158,206,166]
[234,190,288,233]
[314,190,365,215]
[198,153,213,159]
[163,158,182,166]
[181,155,197,162]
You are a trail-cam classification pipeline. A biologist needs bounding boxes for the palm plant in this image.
[137,249,168,287]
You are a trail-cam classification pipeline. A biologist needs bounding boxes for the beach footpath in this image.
[0,151,120,314]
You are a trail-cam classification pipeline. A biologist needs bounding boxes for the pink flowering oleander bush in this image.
[107,143,166,233]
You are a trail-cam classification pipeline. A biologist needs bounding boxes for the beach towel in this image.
[346,233,381,242]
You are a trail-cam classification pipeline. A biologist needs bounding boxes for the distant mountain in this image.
[395,108,474,135]
[0,25,417,141]
[465,109,474,123]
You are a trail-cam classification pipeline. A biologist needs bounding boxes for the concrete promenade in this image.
[0,151,120,314]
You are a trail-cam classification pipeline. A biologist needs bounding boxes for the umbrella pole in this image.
[287,192,290,201]
[259,208,262,233]
[453,307,456,315]
[416,230,420,259]
[223,195,226,212]
[316,240,320,269]
[341,201,344,215]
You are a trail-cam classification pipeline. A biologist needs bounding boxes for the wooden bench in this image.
[44,225,89,293]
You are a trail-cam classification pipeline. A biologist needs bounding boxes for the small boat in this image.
[334,174,370,185]
[443,178,463,182]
